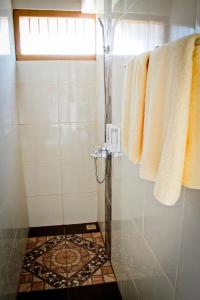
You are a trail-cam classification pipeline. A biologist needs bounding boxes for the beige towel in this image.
[128,52,149,163]
[121,52,149,163]
[182,45,200,188]
[140,34,200,206]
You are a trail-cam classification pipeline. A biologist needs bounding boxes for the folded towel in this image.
[140,34,200,206]
[128,52,149,163]
[121,52,149,163]
[182,45,200,188]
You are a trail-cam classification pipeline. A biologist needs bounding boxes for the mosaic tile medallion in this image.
[18,233,116,292]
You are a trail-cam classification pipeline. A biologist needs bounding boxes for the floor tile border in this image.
[29,223,100,237]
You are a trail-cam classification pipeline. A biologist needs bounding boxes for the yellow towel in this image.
[183,45,200,188]
[121,52,149,163]
[128,52,149,163]
[140,34,200,206]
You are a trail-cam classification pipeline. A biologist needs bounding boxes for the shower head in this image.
[98,17,109,54]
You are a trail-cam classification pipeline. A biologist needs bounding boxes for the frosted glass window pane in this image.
[30,17,39,34]
[39,18,48,34]
[19,17,29,34]
[48,18,57,34]
[19,16,95,56]
[57,18,66,34]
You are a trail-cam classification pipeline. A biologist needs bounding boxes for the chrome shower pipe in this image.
[98,17,110,54]
[98,17,110,143]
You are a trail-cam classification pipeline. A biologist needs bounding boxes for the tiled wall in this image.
[17,61,98,226]
[98,0,200,299]
[0,0,29,299]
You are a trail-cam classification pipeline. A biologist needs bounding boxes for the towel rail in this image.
[123,38,200,68]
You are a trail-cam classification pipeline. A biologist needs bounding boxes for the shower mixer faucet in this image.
[90,125,122,184]
[90,124,121,159]
[90,144,111,159]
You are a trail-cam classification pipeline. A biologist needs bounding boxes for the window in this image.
[13,10,96,60]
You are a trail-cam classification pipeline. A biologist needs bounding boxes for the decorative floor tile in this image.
[18,231,116,292]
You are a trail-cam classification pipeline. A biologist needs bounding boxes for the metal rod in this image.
[123,38,200,68]
[98,17,108,142]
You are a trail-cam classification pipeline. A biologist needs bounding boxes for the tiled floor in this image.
[17,223,121,300]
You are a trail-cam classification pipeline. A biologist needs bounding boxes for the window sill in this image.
[16,54,96,61]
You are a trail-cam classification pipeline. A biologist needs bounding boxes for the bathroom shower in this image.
[1,0,200,300]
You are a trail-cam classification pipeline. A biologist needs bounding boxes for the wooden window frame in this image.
[13,9,96,61]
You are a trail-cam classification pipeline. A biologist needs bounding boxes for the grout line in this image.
[128,215,176,296]
[23,158,96,163]
[26,193,62,197]
[16,82,96,86]
[17,121,100,125]
[26,191,98,198]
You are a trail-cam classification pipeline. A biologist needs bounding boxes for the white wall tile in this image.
[0,130,28,231]
[23,161,61,196]
[112,56,125,123]
[27,195,63,226]
[63,192,97,224]
[60,123,96,161]
[0,56,16,85]
[58,83,96,122]
[16,61,58,85]
[57,61,96,84]
[96,55,105,123]
[17,84,58,124]
[61,158,96,194]
[0,84,17,136]
[20,124,59,162]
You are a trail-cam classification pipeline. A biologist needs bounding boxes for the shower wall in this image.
[0,0,29,299]
[97,0,200,299]
[17,60,98,227]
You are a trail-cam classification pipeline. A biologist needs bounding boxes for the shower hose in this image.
[93,17,110,185]
[94,156,109,184]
